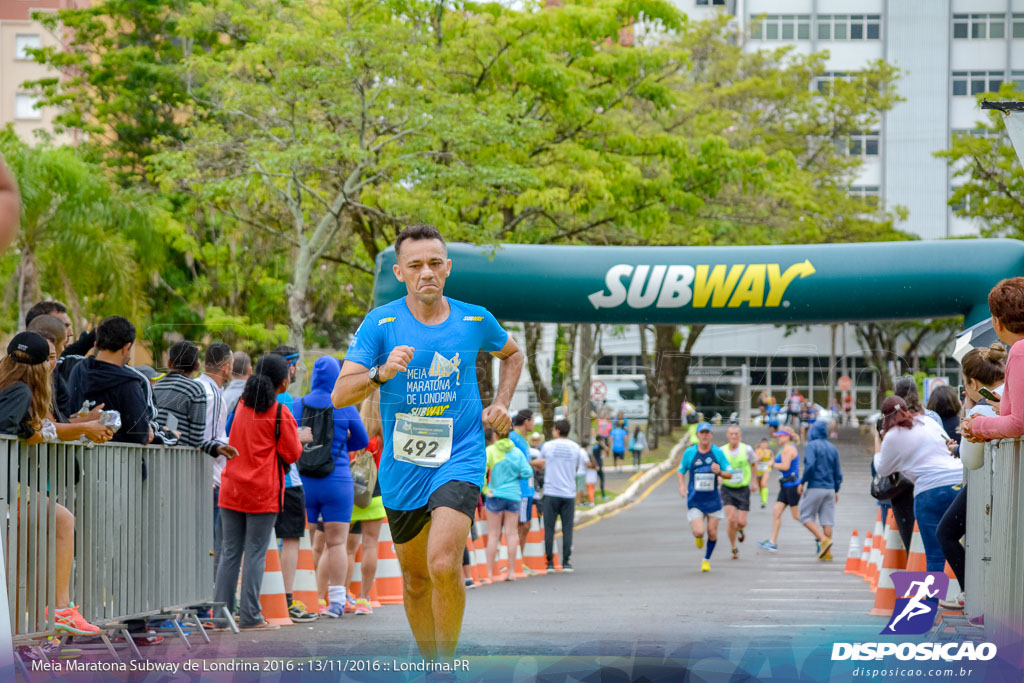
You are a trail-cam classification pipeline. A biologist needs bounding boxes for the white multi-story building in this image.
[679,0,1024,240]
[0,1,81,142]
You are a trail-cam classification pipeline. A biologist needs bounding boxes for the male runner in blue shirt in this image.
[675,422,733,573]
[333,224,523,662]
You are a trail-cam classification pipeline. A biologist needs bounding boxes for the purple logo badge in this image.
[881,571,950,635]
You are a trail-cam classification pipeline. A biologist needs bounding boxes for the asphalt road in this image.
[127,429,891,668]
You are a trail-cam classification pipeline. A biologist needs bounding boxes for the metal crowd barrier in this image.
[966,439,1024,665]
[1,436,214,636]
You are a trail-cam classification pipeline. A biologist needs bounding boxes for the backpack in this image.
[296,399,335,478]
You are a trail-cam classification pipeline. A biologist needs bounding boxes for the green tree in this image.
[0,128,176,329]
[937,83,1024,236]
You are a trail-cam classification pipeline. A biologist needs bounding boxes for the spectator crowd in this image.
[1,302,644,635]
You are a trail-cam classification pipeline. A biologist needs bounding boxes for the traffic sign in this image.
[838,376,852,392]
[590,380,607,401]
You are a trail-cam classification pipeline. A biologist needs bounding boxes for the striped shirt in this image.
[196,373,229,486]
[153,373,220,457]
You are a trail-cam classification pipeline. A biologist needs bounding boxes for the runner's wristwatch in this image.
[368,365,385,385]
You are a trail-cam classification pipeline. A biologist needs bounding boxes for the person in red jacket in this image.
[214,354,308,630]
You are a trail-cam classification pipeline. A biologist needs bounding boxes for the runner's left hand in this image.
[482,404,511,433]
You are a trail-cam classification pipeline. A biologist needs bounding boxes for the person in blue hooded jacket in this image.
[798,420,842,560]
[293,355,369,618]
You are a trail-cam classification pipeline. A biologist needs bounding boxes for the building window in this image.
[751,14,811,41]
[840,131,880,157]
[952,71,1003,97]
[849,185,880,198]
[14,94,41,120]
[1014,14,1024,39]
[950,185,973,213]
[594,355,645,376]
[952,127,1001,141]
[817,15,881,41]
[1012,70,1024,91]
[953,13,1006,40]
[15,34,41,61]
[696,0,726,5]
[814,71,854,94]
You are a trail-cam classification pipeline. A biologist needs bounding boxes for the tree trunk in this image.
[573,324,595,444]
[639,325,661,449]
[525,322,557,440]
[16,242,39,327]
[476,349,494,409]
[676,324,705,426]
[287,241,314,391]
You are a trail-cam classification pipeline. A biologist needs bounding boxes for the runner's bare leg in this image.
[394,522,436,658]
[427,506,472,660]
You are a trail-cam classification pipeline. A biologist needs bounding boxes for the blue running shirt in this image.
[678,444,733,513]
[344,297,509,511]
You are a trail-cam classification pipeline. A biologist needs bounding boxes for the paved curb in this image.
[574,441,685,525]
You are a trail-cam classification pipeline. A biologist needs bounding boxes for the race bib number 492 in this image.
[393,413,454,468]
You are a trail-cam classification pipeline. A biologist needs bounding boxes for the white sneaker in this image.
[939,591,965,611]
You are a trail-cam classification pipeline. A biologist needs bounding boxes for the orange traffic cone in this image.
[523,505,548,575]
[869,513,888,592]
[844,529,861,575]
[869,511,907,616]
[292,528,320,611]
[866,510,883,588]
[373,521,404,605]
[858,531,872,579]
[906,522,927,572]
[259,531,294,626]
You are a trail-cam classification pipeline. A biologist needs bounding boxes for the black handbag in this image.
[870,471,912,501]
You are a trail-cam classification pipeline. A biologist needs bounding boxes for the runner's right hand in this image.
[380,345,415,382]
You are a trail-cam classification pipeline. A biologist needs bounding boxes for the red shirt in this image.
[220,401,302,514]
[366,434,383,468]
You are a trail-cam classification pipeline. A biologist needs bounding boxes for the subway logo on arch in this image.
[587,261,816,310]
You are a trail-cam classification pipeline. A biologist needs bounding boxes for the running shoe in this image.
[288,600,318,622]
[695,536,705,549]
[318,598,328,614]
[546,562,556,572]
[817,537,834,559]
[240,620,280,631]
[54,605,101,636]
[939,592,965,611]
[523,566,537,577]
[701,560,711,573]
[353,599,373,615]
[323,602,345,619]
[562,562,574,573]
[464,578,476,589]
[759,540,778,552]
[344,595,357,614]
[820,552,834,561]
[738,527,745,543]
[731,548,739,560]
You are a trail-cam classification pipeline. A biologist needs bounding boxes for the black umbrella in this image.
[953,317,1002,362]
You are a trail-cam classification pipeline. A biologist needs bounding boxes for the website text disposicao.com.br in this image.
[849,666,979,678]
